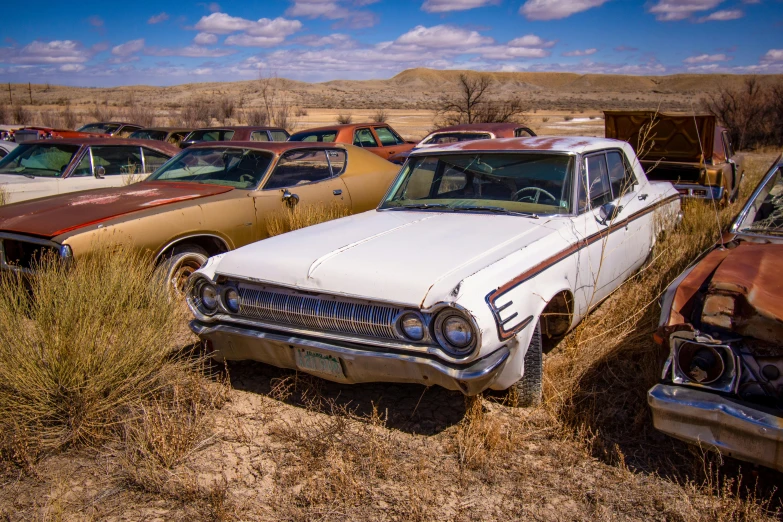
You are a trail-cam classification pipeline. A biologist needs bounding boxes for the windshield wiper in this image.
[388,203,452,211]
[453,205,539,219]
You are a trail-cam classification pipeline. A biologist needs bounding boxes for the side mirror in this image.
[282,188,299,208]
[93,165,106,179]
[598,202,622,225]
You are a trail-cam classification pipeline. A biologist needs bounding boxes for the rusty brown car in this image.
[649,154,783,472]
[77,122,144,137]
[129,127,194,146]
[388,123,536,164]
[605,111,743,202]
[289,123,415,161]
[181,126,290,148]
[0,142,399,290]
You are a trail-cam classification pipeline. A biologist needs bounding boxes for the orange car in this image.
[289,123,415,161]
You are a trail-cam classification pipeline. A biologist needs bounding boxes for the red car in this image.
[13,127,106,143]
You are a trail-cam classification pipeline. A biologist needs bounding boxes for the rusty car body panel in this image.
[388,123,536,164]
[0,142,399,277]
[180,126,290,148]
[605,110,743,201]
[0,138,180,203]
[289,123,415,161]
[650,154,783,471]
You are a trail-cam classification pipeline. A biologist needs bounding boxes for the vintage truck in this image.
[186,136,681,405]
[605,111,742,202]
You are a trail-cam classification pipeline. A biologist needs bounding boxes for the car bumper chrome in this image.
[190,320,509,395]
[674,183,725,200]
[648,384,783,472]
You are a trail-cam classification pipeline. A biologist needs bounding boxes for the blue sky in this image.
[1,0,781,86]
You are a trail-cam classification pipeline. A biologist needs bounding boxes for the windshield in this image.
[381,153,575,215]
[186,129,235,142]
[130,130,167,141]
[78,123,121,134]
[421,132,492,145]
[146,147,272,189]
[735,167,783,237]
[0,143,80,178]
[289,130,338,143]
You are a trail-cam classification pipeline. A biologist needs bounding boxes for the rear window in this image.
[187,130,236,142]
[289,130,338,143]
[130,130,168,141]
[78,123,121,134]
[270,130,290,141]
[422,132,491,145]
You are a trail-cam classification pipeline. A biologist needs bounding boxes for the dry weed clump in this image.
[265,202,351,237]
[449,396,514,471]
[0,244,195,461]
[336,112,353,124]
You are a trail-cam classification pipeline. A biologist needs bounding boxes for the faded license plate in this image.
[294,348,345,379]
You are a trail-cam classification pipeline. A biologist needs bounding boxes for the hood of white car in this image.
[214,209,561,308]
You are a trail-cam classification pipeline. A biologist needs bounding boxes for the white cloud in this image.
[148,12,170,24]
[647,0,722,21]
[762,49,783,62]
[59,63,86,72]
[563,48,597,57]
[421,0,499,13]
[698,9,743,21]
[683,53,730,63]
[193,32,218,45]
[285,0,378,28]
[224,34,290,47]
[396,25,493,49]
[520,0,610,20]
[111,39,145,57]
[297,33,355,47]
[194,13,302,37]
[508,35,556,48]
[144,45,236,57]
[3,40,90,64]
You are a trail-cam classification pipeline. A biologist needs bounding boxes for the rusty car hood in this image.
[604,111,715,163]
[0,182,234,239]
[213,209,560,308]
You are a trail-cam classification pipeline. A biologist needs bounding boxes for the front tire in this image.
[156,245,208,294]
[508,322,543,407]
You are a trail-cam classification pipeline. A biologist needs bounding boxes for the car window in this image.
[187,130,235,142]
[147,148,272,189]
[117,126,141,138]
[143,148,172,173]
[130,130,167,141]
[264,149,333,190]
[422,132,491,145]
[326,149,346,176]
[0,143,79,178]
[374,126,403,146]
[250,131,270,142]
[514,128,534,137]
[353,128,378,148]
[270,130,289,141]
[400,157,438,200]
[78,123,121,134]
[606,151,636,199]
[72,146,144,177]
[585,153,611,208]
[289,130,337,142]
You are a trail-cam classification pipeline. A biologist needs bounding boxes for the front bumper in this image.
[191,320,510,395]
[648,384,783,472]
[674,183,725,200]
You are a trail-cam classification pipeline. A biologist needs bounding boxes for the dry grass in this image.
[265,202,352,237]
[336,113,353,124]
[0,185,7,206]
[0,244,196,461]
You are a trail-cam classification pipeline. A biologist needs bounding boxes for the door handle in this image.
[638,193,649,201]
[333,189,342,196]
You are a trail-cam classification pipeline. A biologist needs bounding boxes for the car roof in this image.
[412,136,628,155]
[134,127,193,133]
[292,123,390,134]
[429,123,530,134]
[15,137,180,153]
[189,126,287,131]
[188,141,350,153]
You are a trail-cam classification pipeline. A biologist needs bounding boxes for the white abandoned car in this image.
[187,136,681,405]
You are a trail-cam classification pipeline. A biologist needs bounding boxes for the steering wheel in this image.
[512,186,557,204]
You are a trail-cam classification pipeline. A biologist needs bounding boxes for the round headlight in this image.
[434,310,475,356]
[399,312,424,341]
[224,288,240,313]
[199,283,218,312]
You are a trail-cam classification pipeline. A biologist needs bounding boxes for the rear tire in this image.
[156,245,208,294]
[508,321,543,407]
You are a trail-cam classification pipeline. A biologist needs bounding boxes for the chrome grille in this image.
[237,285,402,340]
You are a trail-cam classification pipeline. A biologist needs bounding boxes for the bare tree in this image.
[436,73,528,126]
[256,73,298,131]
[703,77,776,150]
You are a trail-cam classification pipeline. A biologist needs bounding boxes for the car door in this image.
[250,148,352,239]
[372,126,408,159]
[64,145,145,193]
[352,127,381,156]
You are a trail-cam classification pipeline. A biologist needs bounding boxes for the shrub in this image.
[563,115,573,122]
[245,108,270,126]
[336,113,353,124]
[216,96,236,123]
[90,100,113,122]
[61,104,78,129]
[542,117,550,123]
[38,110,61,128]
[295,107,308,117]
[0,244,194,461]
[178,98,213,128]
[12,104,31,125]
[0,104,9,124]
[125,103,155,128]
[371,109,388,123]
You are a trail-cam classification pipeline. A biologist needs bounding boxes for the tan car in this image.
[0,142,399,289]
